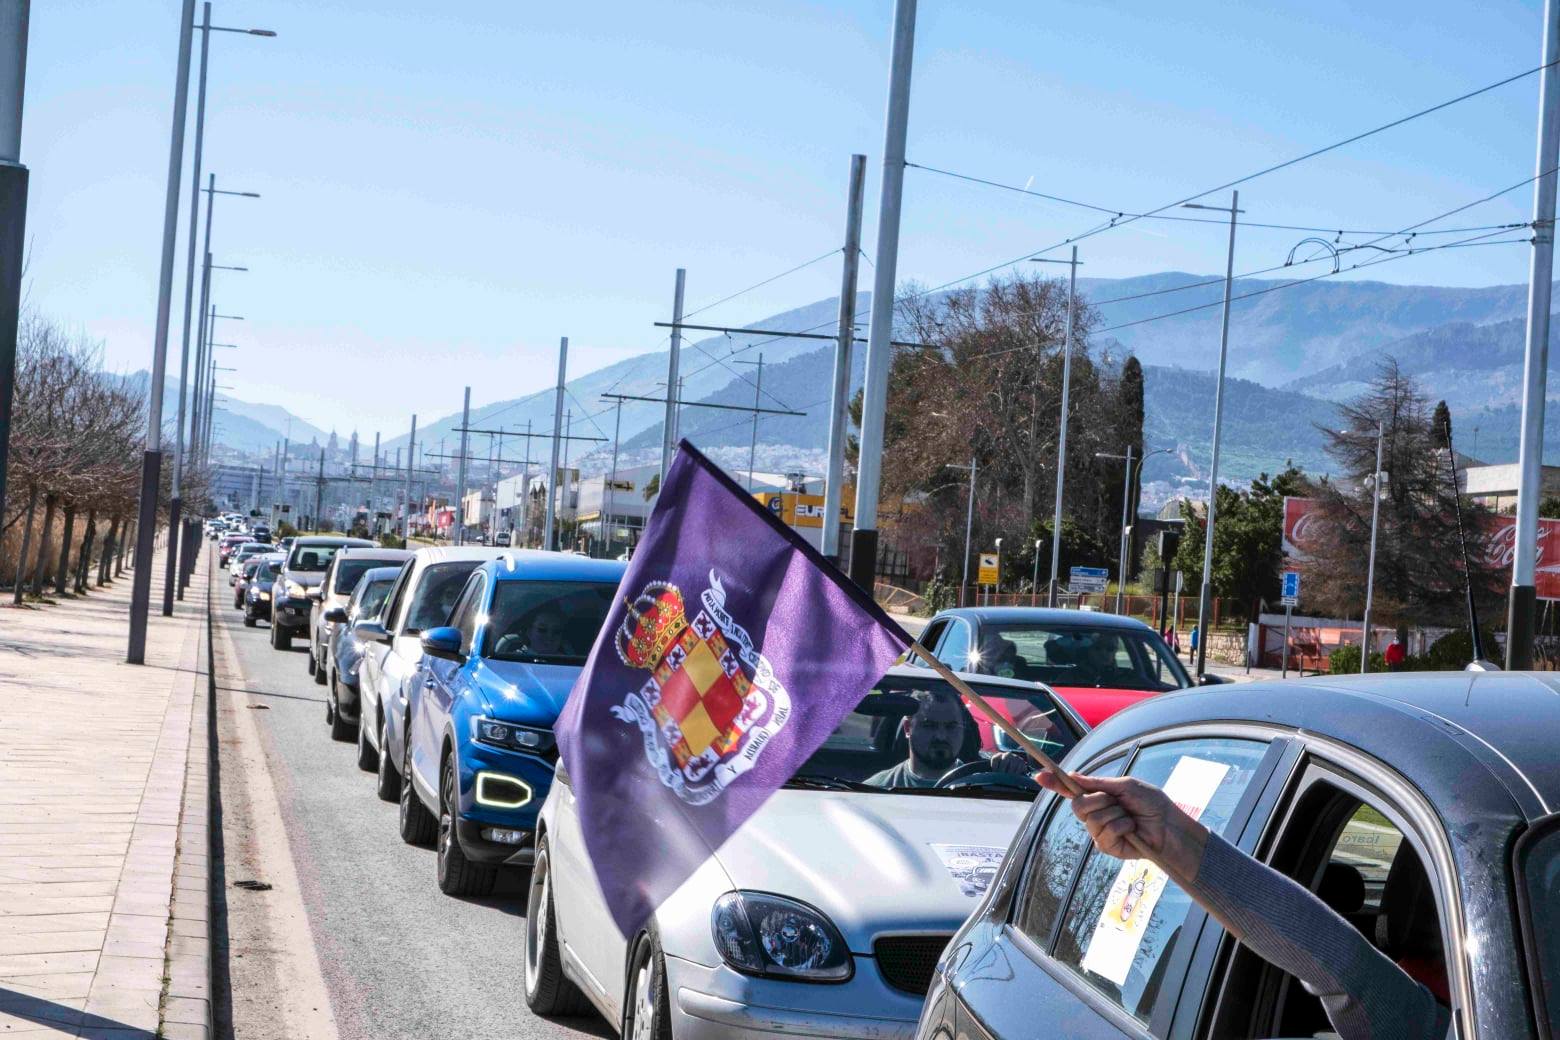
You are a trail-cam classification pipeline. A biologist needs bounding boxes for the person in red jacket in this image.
[1384,636,1407,671]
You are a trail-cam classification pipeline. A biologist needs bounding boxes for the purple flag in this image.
[554,441,910,935]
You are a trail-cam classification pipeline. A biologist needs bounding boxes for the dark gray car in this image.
[918,671,1560,1040]
[268,535,374,650]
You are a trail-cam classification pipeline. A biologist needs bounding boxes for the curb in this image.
[159,551,216,1040]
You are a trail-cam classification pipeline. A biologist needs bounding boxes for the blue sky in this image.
[18,0,1550,438]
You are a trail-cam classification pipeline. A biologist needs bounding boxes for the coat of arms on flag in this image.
[609,572,791,805]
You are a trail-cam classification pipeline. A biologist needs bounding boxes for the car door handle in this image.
[423,675,436,688]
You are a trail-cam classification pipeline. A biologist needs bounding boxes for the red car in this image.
[916,607,1203,726]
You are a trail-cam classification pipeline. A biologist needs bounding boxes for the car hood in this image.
[710,789,1029,953]
[470,659,581,726]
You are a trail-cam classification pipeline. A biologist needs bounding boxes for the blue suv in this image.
[398,551,627,896]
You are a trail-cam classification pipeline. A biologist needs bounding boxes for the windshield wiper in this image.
[782,776,880,792]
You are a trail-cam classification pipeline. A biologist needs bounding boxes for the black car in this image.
[268,535,374,650]
[919,671,1560,1040]
[242,554,285,628]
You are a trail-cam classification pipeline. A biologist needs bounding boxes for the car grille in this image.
[873,934,952,995]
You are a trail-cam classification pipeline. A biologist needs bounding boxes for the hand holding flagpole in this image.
[907,641,1155,861]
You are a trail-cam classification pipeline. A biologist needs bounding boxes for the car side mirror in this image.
[324,606,348,624]
[353,619,391,645]
[1198,673,1227,686]
[420,626,465,662]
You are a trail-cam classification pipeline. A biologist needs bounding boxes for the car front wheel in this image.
[623,931,673,1040]
[436,758,497,896]
[524,839,589,1016]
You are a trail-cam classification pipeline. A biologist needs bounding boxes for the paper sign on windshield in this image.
[930,844,1007,897]
[1079,756,1230,985]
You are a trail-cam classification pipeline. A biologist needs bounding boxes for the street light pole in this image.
[1509,0,1560,670]
[1360,423,1385,672]
[455,386,471,545]
[0,0,30,539]
[823,154,867,561]
[660,270,685,485]
[739,354,764,491]
[402,415,416,544]
[951,456,976,606]
[1032,248,1081,606]
[544,337,567,552]
[1032,538,1042,605]
[1184,191,1243,679]
[850,0,918,593]
[128,0,197,665]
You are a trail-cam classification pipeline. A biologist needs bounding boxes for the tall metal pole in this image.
[0,0,31,536]
[402,415,415,544]
[1193,190,1241,679]
[1046,247,1079,606]
[607,399,622,556]
[454,386,471,545]
[561,410,574,551]
[1360,424,1385,672]
[660,270,686,484]
[544,337,567,551]
[1115,444,1134,614]
[961,455,976,605]
[850,0,917,593]
[313,449,324,531]
[746,355,764,491]
[823,153,867,560]
[520,419,533,547]
[191,240,211,467]
[163,1,210,616]
[128,0,197,665]
[1509,0,1560,670]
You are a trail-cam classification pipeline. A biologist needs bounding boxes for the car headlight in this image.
[285,580,308,599]
[470,716,555,754]
[711,892,851,981]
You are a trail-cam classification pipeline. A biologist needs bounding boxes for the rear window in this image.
[965,623,1191,693]
[289,542,358,573]
[334,557,393,594]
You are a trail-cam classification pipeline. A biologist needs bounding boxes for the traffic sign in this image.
[1070,566,1109,594]
[1281,569,1301,607]
[977,553,1000,585]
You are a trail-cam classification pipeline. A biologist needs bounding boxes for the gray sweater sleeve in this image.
[1184,831,1450,1040]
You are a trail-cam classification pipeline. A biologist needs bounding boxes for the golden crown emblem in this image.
[616,581,687,670]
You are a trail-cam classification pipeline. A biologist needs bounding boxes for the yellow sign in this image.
[977,553,1000,585]
[755,489,856,530]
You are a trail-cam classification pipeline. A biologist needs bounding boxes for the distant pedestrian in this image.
[1165,626,1181,656]
[1189,624,1200,659]
[1385,636,1407,672]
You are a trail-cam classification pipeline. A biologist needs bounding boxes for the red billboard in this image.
[1283,496,1560,601]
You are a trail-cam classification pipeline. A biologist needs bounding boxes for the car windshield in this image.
[288,542,355,573]
[334,557,392,594]
[354,578,396,621]
[786,673,1082,797]
[403,561,484,634]
[960,623,1191,692]
[482,580,618,666]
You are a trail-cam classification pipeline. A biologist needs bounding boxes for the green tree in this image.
[1171,464,1308,621]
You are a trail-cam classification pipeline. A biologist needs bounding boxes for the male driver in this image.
[866,688,1029,789]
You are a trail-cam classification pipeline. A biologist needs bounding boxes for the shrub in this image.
[276,521,297,538]
[378,532,406,550]
[1426,629,1498,669]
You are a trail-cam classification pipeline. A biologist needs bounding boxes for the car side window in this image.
[938,620,972,671]
[381,565,414,634]
[1050,738,1270,1025]
[918,620,949,666]
[450,575,486,656]
[1015,756,1128,946]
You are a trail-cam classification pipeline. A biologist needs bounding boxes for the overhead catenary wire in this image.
[679,248,842,321]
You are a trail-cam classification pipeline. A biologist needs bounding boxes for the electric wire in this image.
[679,248,843,321]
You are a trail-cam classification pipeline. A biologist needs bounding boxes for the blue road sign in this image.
[1281,570,1301,603]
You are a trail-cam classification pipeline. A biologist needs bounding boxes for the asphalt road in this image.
[212,578,613,1040]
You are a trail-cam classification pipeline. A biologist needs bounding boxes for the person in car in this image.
[491,605,573,658]
[1037,767,1449,1040]
[865,689,1030,789]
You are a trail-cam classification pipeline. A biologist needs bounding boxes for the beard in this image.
[919,740,957,771]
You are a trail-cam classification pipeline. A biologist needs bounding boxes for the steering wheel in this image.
[935,759,1041,792]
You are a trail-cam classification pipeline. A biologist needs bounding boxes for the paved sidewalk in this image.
[0,542,212,1039]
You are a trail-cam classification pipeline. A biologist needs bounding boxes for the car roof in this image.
[407,546,511,568]
[358,565,403,582]
[932,606,1157,632]
[291,536,375,548]
[480,550,628,582]
[336,547,412,562]
[1080,670,1560,819]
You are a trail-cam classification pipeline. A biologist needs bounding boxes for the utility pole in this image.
[314,449,324,531]
[455,386,471,545]
[128,0,196,665]
[520,419,533,548]
[1188,191,1242,679]
[403,415,416,544]
[0,0,31,542]
[822,153,867,561]
[1509,0,1560,670]
[561,410,573,550]
[850,0,918,594]
[163,1,210,616]
[606,398,623,556]
[1115,444,1134,614]
[1360,423,1385,672]
[661,269,686,484]
[1033,247,1081,606]
[739,354,764,491]
[544,337,567,552]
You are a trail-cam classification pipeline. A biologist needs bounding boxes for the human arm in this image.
[1037,769,1449,1040]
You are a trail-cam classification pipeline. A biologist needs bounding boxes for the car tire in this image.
[243,613,257,628]
[623,930,673,1040]
[307,650,317,677]
[328,673,354,743]
[398,743,437,847]
[313,648,328,685]
[356,706,379,772]
[524,839,590,1016]
[375,712,401,801]
[436,757,497,897]
[271,624,291,651]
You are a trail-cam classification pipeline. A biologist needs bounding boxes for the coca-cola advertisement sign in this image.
[1283,497,1560,601]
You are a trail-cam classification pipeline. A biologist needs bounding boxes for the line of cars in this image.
[210,520,1557,1039]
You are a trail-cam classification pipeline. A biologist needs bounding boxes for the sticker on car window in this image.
[1078,756,1230,985]
[930,844,1008,897]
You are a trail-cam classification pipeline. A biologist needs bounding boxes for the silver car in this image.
[525,665,1087,1040]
